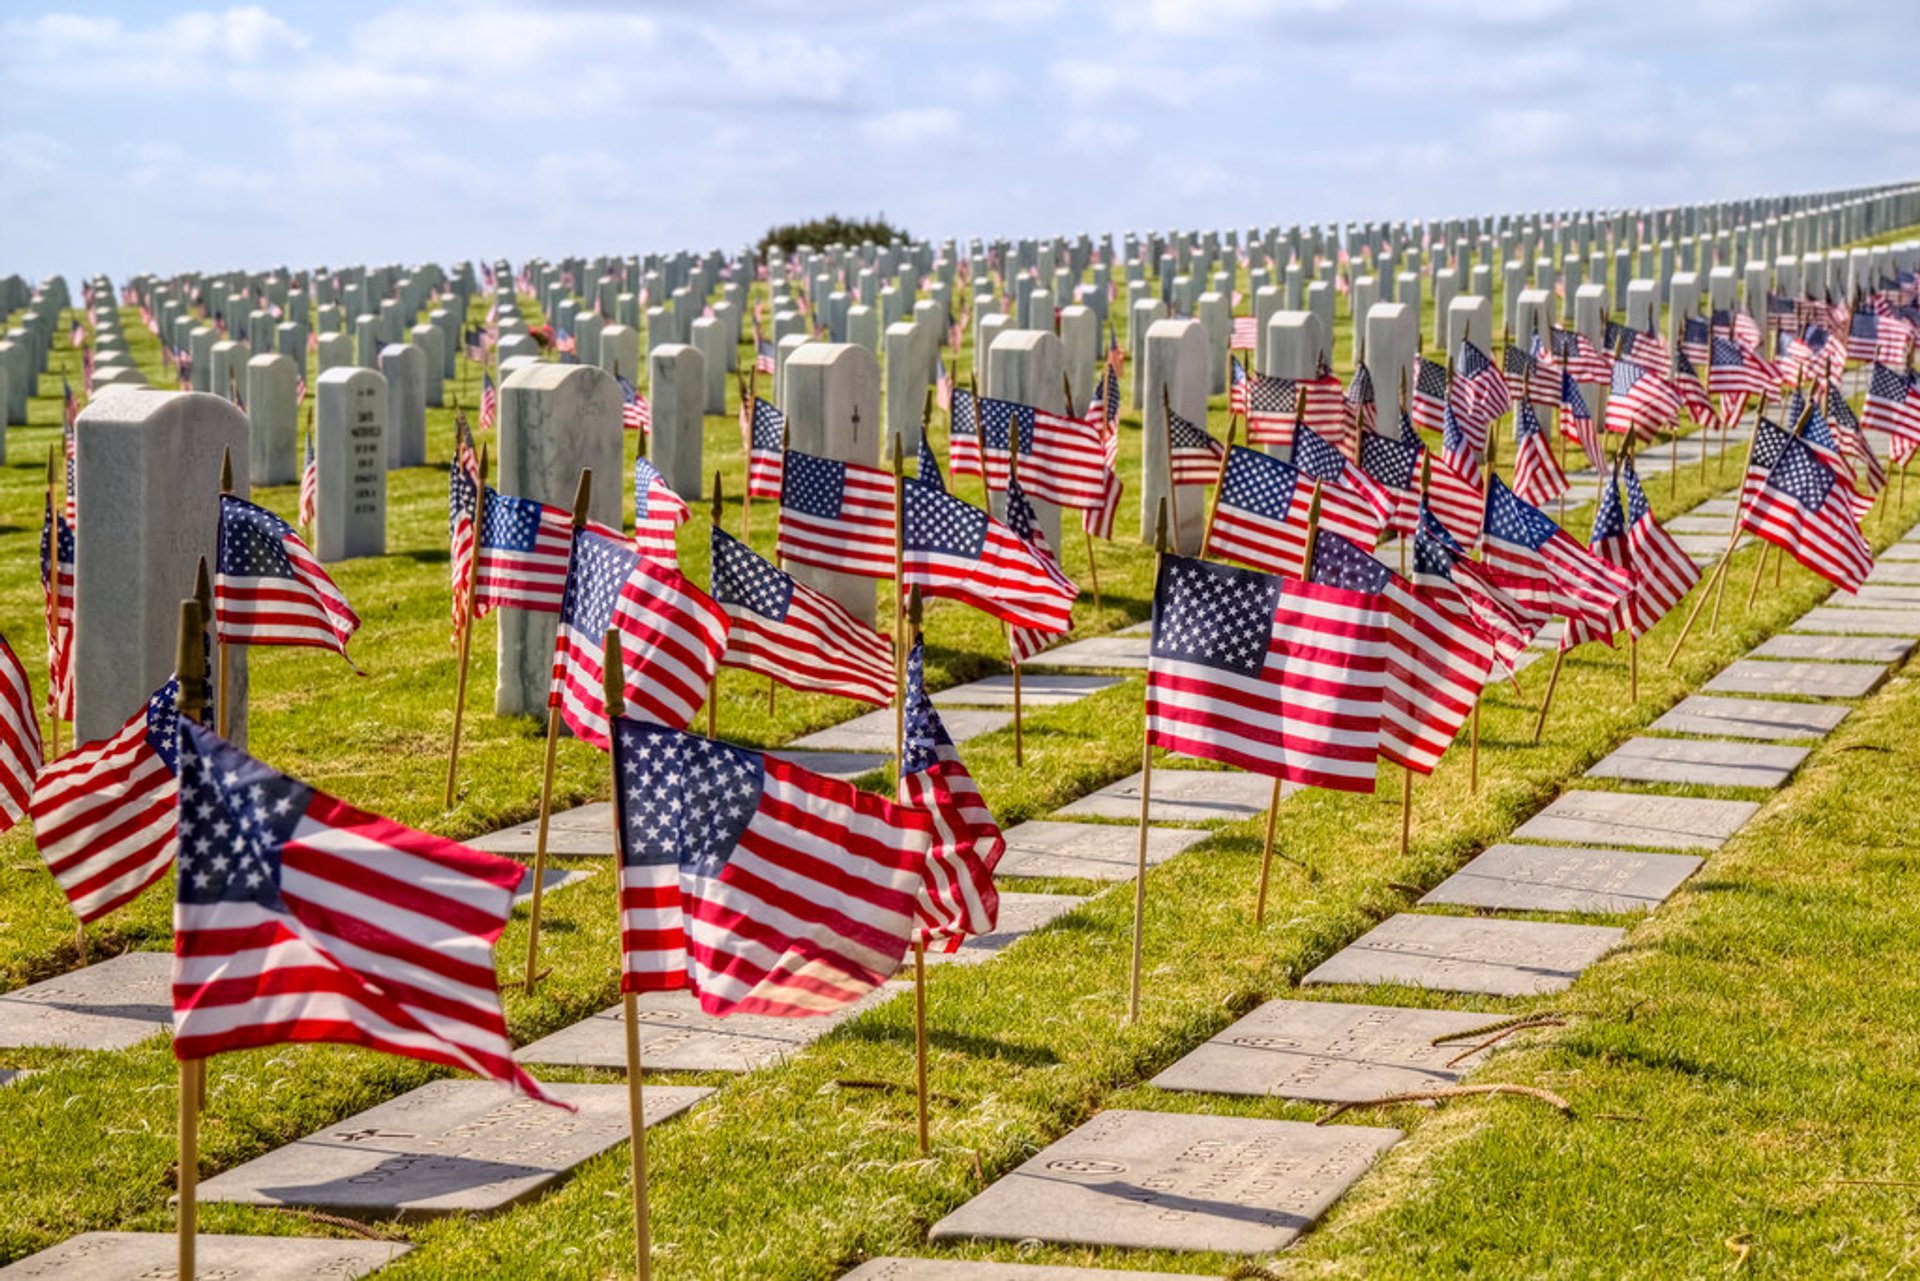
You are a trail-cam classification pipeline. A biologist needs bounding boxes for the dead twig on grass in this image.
[1317,1083,1572,1125]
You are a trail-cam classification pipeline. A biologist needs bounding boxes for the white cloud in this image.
[862,108,962,147]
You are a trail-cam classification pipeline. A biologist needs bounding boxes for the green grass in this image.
[0,234,1914,1277]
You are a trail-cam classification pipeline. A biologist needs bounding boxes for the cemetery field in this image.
[3,236,1919,1277]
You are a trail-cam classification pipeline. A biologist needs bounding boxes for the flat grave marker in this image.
[789,708,1010,753]
[1585,737,1808,789]
[923,892,1086,966]
[513,866,595,904]
[995,819,1209,880]
[1861,562,1920,585]
[1703,659,1886,700]
[1151,999,1496,1102]
[1511,790,1758,850]
[768,749,890,781]
[197,1080,708,1220]
[1876,542,1920,562]
[517,984,902,1072]
[1055,768,1288,823]
[1749,634,1913,663]
[1420,843,1702,914]
[0,1233,409,1279]
[1828,585,1920,608]
[1302,914,1624,996]
[927,1109,1398,1253]
[466,802,612,856]
[1024,635,1151,670]
[0,952,173,1051]
[1790,607,1920,637]
[1649,696,1850,741]
[930,674,1119,707]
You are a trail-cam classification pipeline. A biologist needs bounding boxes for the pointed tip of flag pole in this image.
[907,584,923,631]
[477,441,489,485]
[193,555,212,619]
[570,468,593,526]
[602,629,624,719]
[710,470,724,528]
[218,445,233,495]
[45,444,55,486]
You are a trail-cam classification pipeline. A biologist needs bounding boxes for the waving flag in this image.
[1343,364,1377,446]
[711,527,892,706]
[1146,545,1389,793]
[1231,314,1259,350]
[1206,446,1320,578]
[949,385,984,481]
[1616,455,1700,636]
[1862,363,1920,454]
[1166,403,1225,485]
[632,454,690,569]
[900,638,1004,951]
[479,371,498,431]
[1409,357,1450,433]
[298,432,318,528]
[1737,419,1873,592]
[777,449,897,581]
[1002,476,1079,661]
[1511,402,1569,506]
[1708,335,1773,399]
[1548,328,1612,385]
[619,376,652,433]
[1559,369,1604,470]
[1481,476,1632,634]
[1358,431,1485,546]
[1229,357,1249,416]
[171,721,557,1103]
[1671,348,1723,432]
[742,395,786,501]
[1605,360,1681,440]
[0,635,40,836]
[1503,343,1559,407]
[1826,383,1887,495]
[1381,518,1495,775]
[1294,423,1396,529]
[31,676,176,924]
[550,527,729,750]
[977,396,1112,514]
[40,495,74,720]
[917,432,943,490]
[215,495,360,660]
[1453,340,1512,437]
[611,718,931,1015]
[1245,372,1346,450]
[902,476,1076,634]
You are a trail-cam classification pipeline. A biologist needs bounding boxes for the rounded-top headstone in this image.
[782,344,882,623]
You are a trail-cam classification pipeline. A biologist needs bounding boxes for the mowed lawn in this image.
[0,229,1913,1277]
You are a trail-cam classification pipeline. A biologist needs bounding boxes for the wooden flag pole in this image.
[174,592,211,1281]
[1128,497,1169,1025]
[1665,391,1768,667]
[1198,417,1237,557]
[524,467,594,993]
[1712,386,1806,636]
[904,587,931,1159]
[707,471,724,738]
[890,428,906,778]
[215,447,233,740]
[1530,650,1565,744]
[445,444,490,807]
[600,630,653,1281]
[1255,485,1320,926]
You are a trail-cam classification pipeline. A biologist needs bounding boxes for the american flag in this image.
[1441,397,1485,480]
[948,385,982,480]
[1612,323,1672,372]
[1357,430,1485,546]
[31,676,176,924]
[458,478,613,617]
[1146,545,1389,793]
[1206,446,1320,578]
[40,495,74,721]
[1549,328,1613,385]
[619,376,652,433]
[1559,369,1604,470]
[1294,424,1396,530]
[1381,518,1495,775]
[298,432,318,528]
[1481,476,1633,635]
[1231,315,1260,350]
[935,356,953,414]
[1166,403,1224,485]
[294,373,306,407]
[1343,363,1377,443]
[1613,455,1700,637]
[903,475,1076,634]
[1410,357,1450,433]
[170,720,557,1103]
[1503,343,1559,407]
[1671,348,1723,432]
[755,339,776,375]
[1450,530,1550,675]
[1861,363,1920,452]
[479,371,498,431]
[1089,366,1120,430]
[1245,372,1346,449]
[1003,475,1079,661]
[215,495,360,660]
[1786,391,1875,520]
[1731,308,1765,352]
[1681,315,1712,369]
[1453,339,1513,437]
[1848,308,1879,363]
[900,637,1005,951]
[777,449,897,581]
[711,526,892,706]
[1708,335,1775,399]
[1738,419,1873,591]
[917,432,943,489]
[550,527,729,749]
[1605,360,1681,440]
[1229,357,1248,416]
[977,397,1113,514]
[1512,402,1568,506]
[0,635,41,835]
[1825,383,1887,495]
[611,718,931,1015]
[632,454,689,569]
[742,395,787,501]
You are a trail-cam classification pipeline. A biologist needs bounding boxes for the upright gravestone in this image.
[354,314,380,368]
[1363,303,1415,418]
[690,317,728,414]
[1447,294,1492,358]
[1196,292,1230,394]
[1059,305,1096,413]
[315,331,352,373]
[986,329,1066,549]
[210,340,251,403]
[1129,297,1166,409]
[1140,318,1209,553]
[884,321,927,456]
[73,389,249,744]
[379,343,426,469]
[648,343,705,501]
[782,344,882,624]
[598,323,641,385]
[313,367,387,563]
[411,323,445,407]
[496,364,622,715]
[244,354,298,485]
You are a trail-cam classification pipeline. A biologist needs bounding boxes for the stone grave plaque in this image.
[1023,635,1151,670]
[923,892,1086,966]
[1055,768,1288,823]
[196,1080,708,1219]
[1877,542,1920,562]
[790,708,1010,753]
[1666,514,1733,535]
[516,984,902,1072]
[0,952,173,1051]
[513,866,595,904]
[0,1232,409,1278]
[1649,696,1849,741]
[1704,659,1885,699]
[931,674,1119,708]
[1862,561,1920,585]
[1151,999,1496,1102]
[1420,844,1702,914]
[1512,790,1757,850]
[1828,586,1920,609]
[465,802,613,856]
[996,819,1209,881]
[1750,634,1913,663]
[1673,533,1737,561]
[1790,607,1920,637]
[768,749,890,781]
[841,1263,1199,1281]
[1114,620,1152,636]
[1302,914,1624,996]
[1691,496,1738,517]
[1586,737,1807,789]
[927,1109,1399,1253]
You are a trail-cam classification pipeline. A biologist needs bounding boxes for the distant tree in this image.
[758,214,910,256]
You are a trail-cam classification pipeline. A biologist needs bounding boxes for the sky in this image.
[4,0,1920,282]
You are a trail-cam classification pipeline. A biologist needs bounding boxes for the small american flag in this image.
[1343,364,1377,445]
[39,495,74,721]
[1206,446,1318,578]
[901,636,1005,950]
[777,449,897,581]
[1441,399,1485,481]
[1294,424,1396,530]
[755,339,776,375]
[1003,475,1079,661]
[1454,340,1512,430]
[1246,371,1347,450]
[31,676,176,924]
[550,527,728,749]
[298,432,318,528]
[1381,519,1495,775]
[1357,431,1485,546]
[294,373,306,406]
[711,526,892,706]
[1511,401,1569,506]
[917,432,943,489]
[1681,316,1712,369]
[619,375,652,433]
[903,475,1076,635]
[935,356,954,414]
[1502,343,1559,407]
[1231,314,1259,350]
[1229,357,1248,416]
[1605,360,1681,441]
[1848,308,1879,363]
[171,720,558,1103]
[1862,363,1920,454]
[1737,419,1873,592]
[1410,357,1450,434]
[1708,335,1774,399]
[632,454,689,569]
[1558,369,1604,470]
[742,396,786,500]
[215,495,360,661]
[1166,402,1224,486]
[1670,349,1722,432]
[1482,476,1633,636]
[1451,539,1550,676]
[1549,329,1612,385]
[0,635,41,836]
[479,371,498,431]
[1146,545,1389,793]
[612,718,932,1015]
[948,385,982,480]
[1826,383,1887,496]
[1613,455,1700,637]
[978,397,1113,515]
